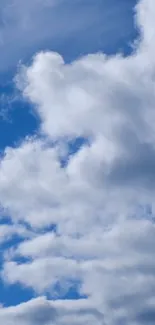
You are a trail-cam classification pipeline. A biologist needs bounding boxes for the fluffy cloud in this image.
[2,218,155,325]
[0,0,155,325]
[0,296,103,325]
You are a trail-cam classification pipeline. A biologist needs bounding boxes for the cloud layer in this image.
[0,0,155,324]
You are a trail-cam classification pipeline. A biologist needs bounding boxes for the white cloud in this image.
[0,139,69,226]
[2,257,80,293]
[0,136,121,231]
[0,296,103,325]
[1,0,155,325]
[2,218,155,324]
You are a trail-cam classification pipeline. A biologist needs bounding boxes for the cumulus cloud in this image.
[0,0,155,325]
[2,218,155,325]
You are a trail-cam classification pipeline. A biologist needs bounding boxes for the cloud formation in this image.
[0,297,104,325]
[0,0,155,324]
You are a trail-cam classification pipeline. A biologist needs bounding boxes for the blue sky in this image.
[1,1,155,325]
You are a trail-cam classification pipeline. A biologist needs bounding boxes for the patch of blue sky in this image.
[60,137,90,167]
[0,0,138,72]
[56,0,139,61]
[0,216,12,226]
[48,280,87,301]
[0,280,35,307]
[0,83,38,150]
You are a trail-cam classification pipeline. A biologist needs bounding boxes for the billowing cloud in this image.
[0,0,155,325]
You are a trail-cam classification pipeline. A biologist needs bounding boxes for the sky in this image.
[1,0,155,324]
